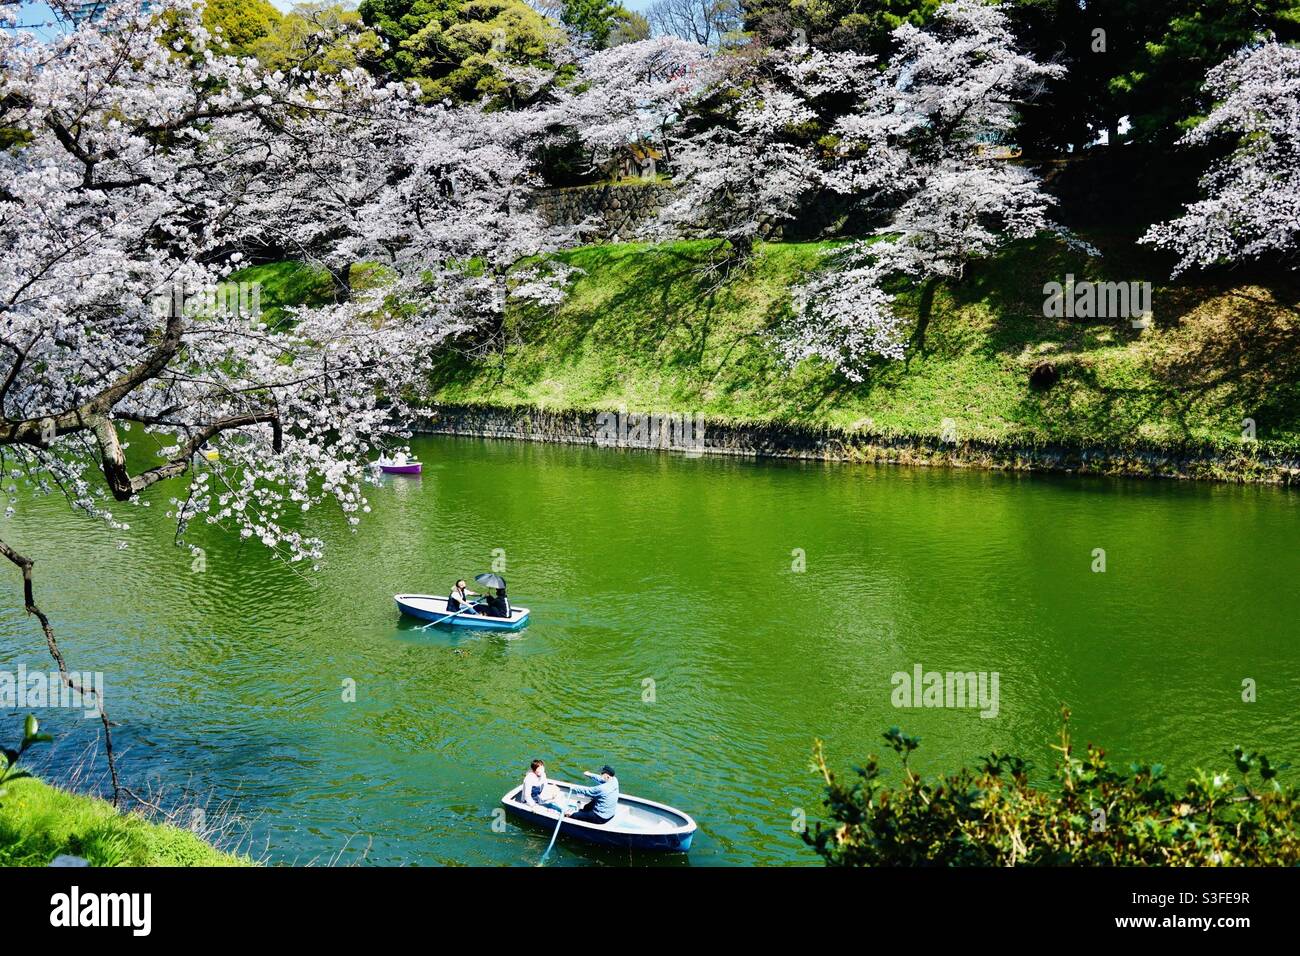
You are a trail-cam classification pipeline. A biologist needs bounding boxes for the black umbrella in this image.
[475,573,507,590]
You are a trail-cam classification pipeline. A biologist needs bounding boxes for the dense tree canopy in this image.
[1142,40,1300,274]
[744,0,937,55]
[557,0,619,47]
[357,0,563,103]
[1008,0,1300,153]
[250,3,384,75]
[608,6,649,45]
[200,0,282,53]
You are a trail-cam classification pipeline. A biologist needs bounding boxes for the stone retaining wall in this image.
[531,182,786,243]
[414,404,1300,485]
[531,182,677,242]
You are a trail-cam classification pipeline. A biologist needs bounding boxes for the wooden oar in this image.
[419,599,485,630]
[537,806,566,866]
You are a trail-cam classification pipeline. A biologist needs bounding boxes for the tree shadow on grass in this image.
[1148,285,1300,440]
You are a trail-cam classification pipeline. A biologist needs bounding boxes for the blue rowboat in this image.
[394,593,530,630]
[502,780,697,852]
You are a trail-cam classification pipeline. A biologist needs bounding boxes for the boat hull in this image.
[502,781,696,852]
[395,593,529,630]
[380,462,422,474]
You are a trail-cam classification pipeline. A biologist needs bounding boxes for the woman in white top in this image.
[521,759,564,813]
[448,579,479,613]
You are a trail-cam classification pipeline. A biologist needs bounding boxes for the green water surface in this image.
[1,436,1296,865]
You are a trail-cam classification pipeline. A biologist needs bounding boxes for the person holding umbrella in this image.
[476,573,511,618]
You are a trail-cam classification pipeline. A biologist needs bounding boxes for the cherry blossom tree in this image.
[0,0,566,799]
[548,34,709,176]
[656,45,875,259]
[782,0,1065,378]
[1141,40,1300,275]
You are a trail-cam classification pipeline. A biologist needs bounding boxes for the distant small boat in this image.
[501,780,697,852]
[378,454,422,474]
[395,593,529,630]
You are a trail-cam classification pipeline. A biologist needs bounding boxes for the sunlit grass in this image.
[0,778,252,867]
[243,237,1300,450]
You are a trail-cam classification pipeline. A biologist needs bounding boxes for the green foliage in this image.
[806,709,1300,865]
[744,0,938,56]
[1008,0,1300,151]
[0,715,52,804]
[358,0,563,103]
[0,777,251,866]
[559,0,620,47]
[1115,0,1300,143]
[202,0,283,54]
[608,6,650,46]
[250,4,385,75]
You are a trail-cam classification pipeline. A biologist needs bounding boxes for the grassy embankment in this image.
[236,236,1300,453]
[0,778,251,866]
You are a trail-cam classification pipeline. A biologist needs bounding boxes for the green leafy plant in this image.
[0,716,53,805]
[807,707,1300,866]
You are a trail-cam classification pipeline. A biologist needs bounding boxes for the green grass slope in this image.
[232,259,341,327]
[428,238,1300,451]
[0,778,252,867]
[238,238,1300,452]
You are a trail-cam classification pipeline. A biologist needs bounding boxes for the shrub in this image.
[806,708,1300,865]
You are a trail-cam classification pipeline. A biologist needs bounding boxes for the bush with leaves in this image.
[806,709,1300,865]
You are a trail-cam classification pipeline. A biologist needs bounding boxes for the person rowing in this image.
[447,579,480,614]
[565,765,619,825]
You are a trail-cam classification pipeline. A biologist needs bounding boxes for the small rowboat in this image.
[395,593,530,630]
[501,780,697,852]
[378,455,422,475]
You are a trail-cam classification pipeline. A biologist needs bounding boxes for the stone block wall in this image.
[531,182,677,242]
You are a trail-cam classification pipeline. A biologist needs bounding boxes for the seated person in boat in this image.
[448,579,480,613]
[521,759,564,814]
[565,765,619,825]
[483,586,511,619]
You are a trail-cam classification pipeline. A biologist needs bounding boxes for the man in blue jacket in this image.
[566,765,619,825]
